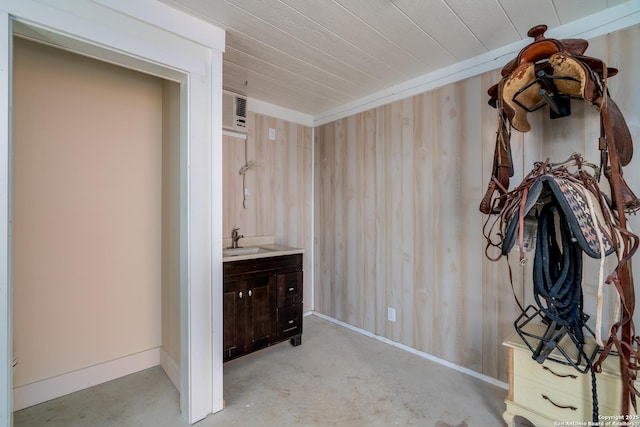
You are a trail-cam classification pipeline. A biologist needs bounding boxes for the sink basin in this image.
[223,246,262,256]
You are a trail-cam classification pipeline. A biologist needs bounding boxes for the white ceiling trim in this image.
[248,97,314,127]
[92,0,225,52]
[313,0,640,126]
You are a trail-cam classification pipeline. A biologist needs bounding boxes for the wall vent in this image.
[223,90,247,133]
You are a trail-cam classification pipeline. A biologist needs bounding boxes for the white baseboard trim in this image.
[13,348,161,411]
[159,348,180,391]
[310,311,508,390]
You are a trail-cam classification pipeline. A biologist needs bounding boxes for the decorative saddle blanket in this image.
[501,174,615,259]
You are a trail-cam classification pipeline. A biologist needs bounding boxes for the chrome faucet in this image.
[230,227,244,249]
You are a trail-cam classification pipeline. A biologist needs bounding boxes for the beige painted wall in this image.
[223,111,313,311]
[162,80,181,367]
[314,24,640,383]
[12,38,164,387]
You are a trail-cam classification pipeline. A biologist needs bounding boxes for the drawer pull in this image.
[543,366,577,379]
[541,394,577,411]
[288,287,295,292]
[288,320,294,324]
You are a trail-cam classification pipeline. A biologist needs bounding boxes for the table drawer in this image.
[513,375,592,422]
[514,350,628,410]
[505,399,621,427]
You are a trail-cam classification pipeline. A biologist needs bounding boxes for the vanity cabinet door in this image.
[245,275,277,354]
[223,280,246,361]
[223,276,277,361]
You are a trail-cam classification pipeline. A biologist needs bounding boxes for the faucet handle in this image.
[229,227,244,249]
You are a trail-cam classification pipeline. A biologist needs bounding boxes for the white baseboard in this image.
[13,348,161,411]
[159,348,180,391]
[310,312,508,390]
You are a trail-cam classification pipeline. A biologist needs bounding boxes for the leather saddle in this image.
[480,24,637,215]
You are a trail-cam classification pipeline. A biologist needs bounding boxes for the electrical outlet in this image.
[387,307,396,322]
[268,128,276,140]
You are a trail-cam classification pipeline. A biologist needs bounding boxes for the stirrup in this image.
[514,305,600,373]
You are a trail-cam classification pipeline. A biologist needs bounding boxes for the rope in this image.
[238,136,255,209]
[579,180,609,347]
[533,199,600,422]
[533,201,585,343]
[591,369,599,422]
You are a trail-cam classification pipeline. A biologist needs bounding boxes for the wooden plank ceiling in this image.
[161,0,626,117]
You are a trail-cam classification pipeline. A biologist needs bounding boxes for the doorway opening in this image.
[11,36,182,413]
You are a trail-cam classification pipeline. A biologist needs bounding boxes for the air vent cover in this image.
[223,90,247,133]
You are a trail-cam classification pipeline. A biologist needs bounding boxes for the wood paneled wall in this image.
[314,24,640,383]
[223,111,313,311]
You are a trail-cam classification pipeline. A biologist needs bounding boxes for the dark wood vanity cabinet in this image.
[223,254,303,362]
[223,275,277,361]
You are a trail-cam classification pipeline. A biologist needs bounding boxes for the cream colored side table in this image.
[503,326,636,427]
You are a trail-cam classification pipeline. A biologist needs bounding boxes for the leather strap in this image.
[598,99,636,414]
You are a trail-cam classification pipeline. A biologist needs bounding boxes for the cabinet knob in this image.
[238,291,243,299]
[288,287,295,292]
[248,290,252,297]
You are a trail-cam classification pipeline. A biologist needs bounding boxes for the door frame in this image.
[0,1,225,425]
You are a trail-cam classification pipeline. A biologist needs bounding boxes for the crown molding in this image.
[313,1,640,126]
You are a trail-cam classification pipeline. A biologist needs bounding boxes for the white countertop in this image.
[222,235,304,262]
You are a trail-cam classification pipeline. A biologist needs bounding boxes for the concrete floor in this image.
[14,315,508,426]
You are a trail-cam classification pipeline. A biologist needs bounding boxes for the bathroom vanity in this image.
[222,237,303,362]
